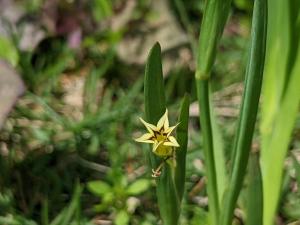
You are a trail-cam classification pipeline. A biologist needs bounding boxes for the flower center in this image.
[155,131,167,142]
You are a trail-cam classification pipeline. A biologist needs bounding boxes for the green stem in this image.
[195,0,232,223]
[196,79,219,225]
[220,0,267,224]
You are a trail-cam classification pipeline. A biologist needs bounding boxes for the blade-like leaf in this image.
[220,0,267,224]
[260,1,300,225]
[50,182,82,225]
[246,153,263,225]
[144,42,166,168]
[144,43,180,225]
[174,94,190,202]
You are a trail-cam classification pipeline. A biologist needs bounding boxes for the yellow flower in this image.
[135,109,179,157]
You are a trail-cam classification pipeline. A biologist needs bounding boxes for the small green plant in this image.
[134,43,190,225]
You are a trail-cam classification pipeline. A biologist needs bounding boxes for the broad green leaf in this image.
[87,181,111,197]
[144,42,166,168]
[144,43,180,225]
[144,43,166,127]
[260,1,300,225]
[126,179,150,195]
[115,210,130,225]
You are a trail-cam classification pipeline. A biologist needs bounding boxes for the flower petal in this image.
[139,117,158,134]
[164,136,179,147]
[156,109,168,131]
[135,133,155,143]
[165,123,180,137]
[163,110,169,130]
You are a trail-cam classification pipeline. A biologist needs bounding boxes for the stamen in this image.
[151,156,172,178]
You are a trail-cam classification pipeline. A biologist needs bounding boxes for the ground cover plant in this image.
[0,0,300,225]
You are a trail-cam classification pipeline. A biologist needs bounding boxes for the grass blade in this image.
[174,94,190,202]
[211,107,227,205]
[246,153,263,225]
[50,182,82,225]
[220,0,267,224]
[196,0,232,80]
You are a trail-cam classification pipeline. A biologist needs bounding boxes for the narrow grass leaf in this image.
[174,94,190,202]
[246,153,263,225]
[196,0,232,79]
[42,199,49,225]
[211,104,227,205]
[50,182,82,225]
[220,0,267,224]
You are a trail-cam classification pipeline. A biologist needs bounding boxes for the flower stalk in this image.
[195,0,232,224]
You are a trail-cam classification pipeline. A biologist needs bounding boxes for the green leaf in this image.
[0,36,19,66]
[92,0,112,21]
[42,199,49,225]
[144,43,180,225]
[196,0,231,79]
[174,94,190,202]
[156,166,180,225]
[191,207,209,225]
[144,43,166,127]
[126,179,150,195]
[115,210,130,225]
[260,1,300,225]
[220,0,268,224]
[246,153,263,225]
[87,181,111,197]
[211,103,227,205]
[144,42,166,168]
[50,182,82,225]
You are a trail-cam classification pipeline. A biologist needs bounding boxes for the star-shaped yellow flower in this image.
[135,109,179,157]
